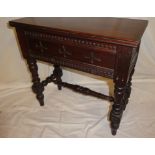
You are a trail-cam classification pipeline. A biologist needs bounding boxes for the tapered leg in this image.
[110,79,126,135]
[53,65,63,90]
[26,57,44,106]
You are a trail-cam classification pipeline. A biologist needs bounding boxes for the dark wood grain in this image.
[10,17,148,46]
[9,17,148,136]
[25,31,116,69]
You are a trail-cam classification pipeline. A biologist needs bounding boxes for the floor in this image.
[0,78,155,138]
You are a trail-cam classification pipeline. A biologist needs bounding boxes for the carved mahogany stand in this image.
[9,17,148,136]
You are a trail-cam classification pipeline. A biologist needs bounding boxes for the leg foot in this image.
[58,85,62,90]
[37,96,44,106]
[36,88,44,106]
[110,80,126,135]
[111,128,117,135]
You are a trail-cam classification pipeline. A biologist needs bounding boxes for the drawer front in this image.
[25,31,116,69]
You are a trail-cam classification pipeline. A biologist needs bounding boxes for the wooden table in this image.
[9,17,148,135]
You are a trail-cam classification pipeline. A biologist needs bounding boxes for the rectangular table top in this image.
[9,17,148,46]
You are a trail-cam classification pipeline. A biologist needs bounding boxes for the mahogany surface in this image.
[9,17,148,136]
[9,17,147,45]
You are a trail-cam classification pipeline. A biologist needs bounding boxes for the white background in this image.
[0,0,155,154]
[1,17,155,136]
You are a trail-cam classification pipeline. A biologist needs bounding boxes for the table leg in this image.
[26,57,44,106]
[110,77,126,135]
[123,68,135,111]
[53,65,63,90]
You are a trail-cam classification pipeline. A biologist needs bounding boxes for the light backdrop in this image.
[0,17,155,137]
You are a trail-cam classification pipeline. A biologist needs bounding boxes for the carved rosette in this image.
[58,45,72,58]
[35,41,48,53]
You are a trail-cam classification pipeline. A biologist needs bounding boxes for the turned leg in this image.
[53,64,63,90]
[122,81,132,111]
[123,68,135,111]
[26,57,44,106]
[109,46,139,135]
[110,79,126,135]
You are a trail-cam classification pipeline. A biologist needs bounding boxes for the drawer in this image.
[26,32,116,69]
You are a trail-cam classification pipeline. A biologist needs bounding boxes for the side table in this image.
[9,17,148,135]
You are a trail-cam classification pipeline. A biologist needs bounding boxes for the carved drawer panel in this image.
[25,31,116,69]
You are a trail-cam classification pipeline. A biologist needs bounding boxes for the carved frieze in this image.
[24,31,117,51]
[29,52,114,78]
